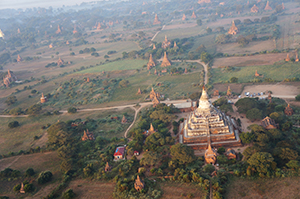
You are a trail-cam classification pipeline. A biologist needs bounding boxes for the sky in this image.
[0,0,100,10]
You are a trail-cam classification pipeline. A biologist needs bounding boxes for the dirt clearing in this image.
[212,53,288,68]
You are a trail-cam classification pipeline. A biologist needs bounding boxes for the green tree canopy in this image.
[5,96,17,105]
[140,151,162,166]
[247,152,275,174]
[170,143,196,165]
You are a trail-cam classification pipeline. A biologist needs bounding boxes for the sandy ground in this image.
[242,84,300,96]
[212,53,288,68]
[63,179,115,199]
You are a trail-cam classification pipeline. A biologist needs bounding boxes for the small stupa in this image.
[56,25,62,34]
[121,115,127,124]
[137,88,142,94]
[162,35,171,49]
[284,104,293,116]
[184,68,188,73]
[251,4,259,13]
[182,14,187,21]
[153,14,161,25]
[285,54,290,61]
[191,11,197,19]
[134,175,145,191]
[282,2,285,10]
[153,44,156,50]
[161,52,171,67]
[66,41,69,45]
[147,54,156,70]
[20,183,25,194]
[152,95,160,107]
[228,21,239,35]
[173,42,177,48]
[105,162,111,172]
[255,70,260,77]
[49,43,53,48]
[296,52,299,62]
[17,28,21,34]
[264,1,272,10]
[40,93,47,103]
[17,55,22,62]
[154,69,158,75]
[73,25,78,34]
[97,22,102,30]
[227,86,232,96]
[57,57,64,66]
[205,142,217,164]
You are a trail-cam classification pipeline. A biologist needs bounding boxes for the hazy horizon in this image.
[0,0,101,10]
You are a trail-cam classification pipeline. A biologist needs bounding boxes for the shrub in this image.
[63,189,75,199]
[37,171,53,184]
[8,121,19,128]
[67,107,77,114]
[24,183,34,192]
[13,184,21,192]
[25,168,35,176]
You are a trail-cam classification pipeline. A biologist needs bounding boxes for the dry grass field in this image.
[0,152,60,172]
[217,40,276,55]
[63,179,115,199]
[226,177,300,199]
[0,108,134,155]
[212,53,288,68]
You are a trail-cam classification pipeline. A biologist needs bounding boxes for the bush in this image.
[13,184,21,192]
[25,168,35,176]
[37,171,53,184]
[67,107,77,114]
[296,94,300,101]
[24,183,34,192]
[63,189,75,199]
[8,121,19,128]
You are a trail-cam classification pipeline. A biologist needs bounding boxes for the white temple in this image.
[179,87,241,149]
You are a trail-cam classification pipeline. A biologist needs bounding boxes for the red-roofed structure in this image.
[114,146,125,160]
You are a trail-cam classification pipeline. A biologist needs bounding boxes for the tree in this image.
[119,79,129,88]
[286,160,300,170]
[170,143,196,165]
[24,183,34,193]
[230,77,238,83]
[295,94,300,101]
[206,27,212,34]
[37,171,53,184]
[140,151,161,166]
[215,34,227,44]
[237,36,249,47]
[247,152,275,174]
[189,92,201,101]
[196,19,202,26]
[275,5,283,13]
[26,104,42,115]
[8,121,19,128]
[25,168,35,176]
[63,189,75,199]
[246,108,262,121]
[203,164,215,173]
[67,107,77,113]
[5,96,17,105]
[200,52,212,63]
[235,98,259,114]
[240,132,255,144]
